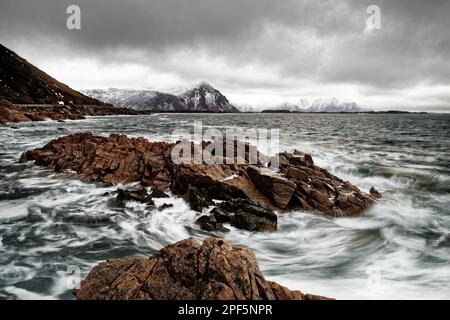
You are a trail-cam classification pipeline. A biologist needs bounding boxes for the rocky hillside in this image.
[83,82,239,113]
[0,99,137,124]
[0,44,105,105]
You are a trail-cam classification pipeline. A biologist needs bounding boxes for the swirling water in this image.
[0,113,449,300]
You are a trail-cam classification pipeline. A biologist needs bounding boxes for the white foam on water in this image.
[0,202,28,220]
[4,286,56,300]
[1,114,449,299]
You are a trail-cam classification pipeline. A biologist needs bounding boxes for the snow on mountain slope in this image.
[82,83,239,112]
[269,98,362,113]
[83,85,362,113]
[81,89,179,111]
[179,82,239,112]
[307,98,362,112]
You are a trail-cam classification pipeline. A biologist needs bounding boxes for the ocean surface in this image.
[0,113,449,300]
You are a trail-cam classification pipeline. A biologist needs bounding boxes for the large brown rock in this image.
[277,151,376,217]
[20,132,174,190]
[74,237,331,300]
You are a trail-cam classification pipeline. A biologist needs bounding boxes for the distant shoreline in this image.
[259,110,431,115]
[136,110,435,115]
[1,104,443,125]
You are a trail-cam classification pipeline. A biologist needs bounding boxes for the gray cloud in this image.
[1,0,450,110]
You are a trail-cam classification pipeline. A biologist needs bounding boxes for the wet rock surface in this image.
[20,132,174,189]
[74,237,332,300]
[20,132,380,231]
[116,188,154,205]
[207,199,277,232]
[195,215,230,233]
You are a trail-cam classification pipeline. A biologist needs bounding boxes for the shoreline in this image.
[0,100,138,125]
[2,100,443,125]
[1,94,445,125]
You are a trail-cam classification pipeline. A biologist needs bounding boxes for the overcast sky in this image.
[1,0,450,111]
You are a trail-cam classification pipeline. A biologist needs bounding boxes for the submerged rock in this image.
[150,189,170,198]
[182,184,214,212]
[195,215,230,232]
[207,199,277,232]
[73,237,332,300]
[116,188,154,205]
[157,203,174,211]
[370,186,381,198]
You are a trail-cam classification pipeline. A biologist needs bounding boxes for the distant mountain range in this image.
[82,82,240,113]
[0,44,104,105]
[259,98,362,113]
[83,86,363,113]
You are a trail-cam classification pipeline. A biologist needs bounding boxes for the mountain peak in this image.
[83,83,240,113]
[194,81,215,91]
[179,83,239,112]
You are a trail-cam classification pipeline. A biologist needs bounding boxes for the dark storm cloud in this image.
[0,0,449,109]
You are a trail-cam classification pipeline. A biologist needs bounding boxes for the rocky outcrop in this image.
[20,132,380,231]
[277,152,377,217]
[74,237,331,300]
[20,132,174,189]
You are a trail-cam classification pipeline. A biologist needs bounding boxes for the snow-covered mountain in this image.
[81,88,182,111]
[275,99,310,112]
[82,83,239,113]
[179,82,239,112]
[83,85,361,113]
[268,98,362,113]
[307,98,361,112]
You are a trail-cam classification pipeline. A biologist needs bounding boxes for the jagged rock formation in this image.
[74,237,332,300]
[20,132,380,232]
